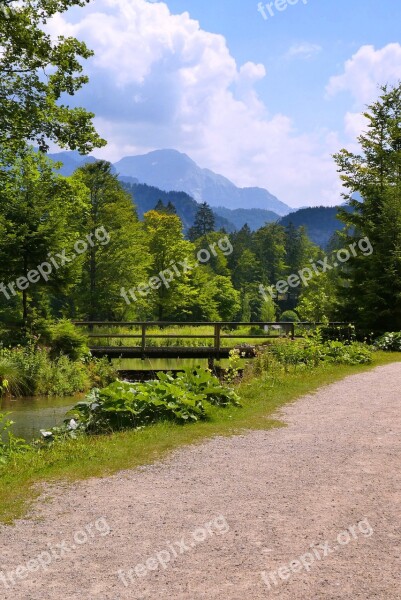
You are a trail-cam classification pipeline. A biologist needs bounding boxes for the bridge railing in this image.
[73,321,353,354]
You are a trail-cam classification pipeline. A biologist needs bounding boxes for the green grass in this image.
[86,324,286,348]
[1,351,400,524]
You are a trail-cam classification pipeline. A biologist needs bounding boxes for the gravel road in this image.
[1,363,401,599]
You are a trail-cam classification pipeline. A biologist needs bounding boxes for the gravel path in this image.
[1,363,401,599]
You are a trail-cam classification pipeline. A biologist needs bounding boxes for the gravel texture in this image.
[1,363,401,599]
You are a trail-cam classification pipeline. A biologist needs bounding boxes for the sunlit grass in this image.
[0,351,400,524]
[85,324,286,348]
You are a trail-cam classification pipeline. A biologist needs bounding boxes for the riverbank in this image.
[1,350,400,524]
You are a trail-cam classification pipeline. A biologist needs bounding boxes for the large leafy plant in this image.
[54,367,240,436]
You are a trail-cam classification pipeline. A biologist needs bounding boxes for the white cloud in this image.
[326,43,401,106]
[285,42,322,60]
[48,0,342,208]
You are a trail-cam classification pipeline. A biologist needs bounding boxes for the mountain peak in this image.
[47,148,292,215]
[114,149,291,215]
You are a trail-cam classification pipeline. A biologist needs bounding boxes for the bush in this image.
[0,353,25,396]
[280,310,300,323]
[374,332,401,352]
[253,336,372,375]
[85,357,118,388]
[55,367,241,436]
[0,344,113,397]
[48,320,89,361]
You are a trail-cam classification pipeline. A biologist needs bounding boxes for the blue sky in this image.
[49,0,401,208]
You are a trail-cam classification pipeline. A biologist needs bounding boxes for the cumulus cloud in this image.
[326,43,401,106]
[48,0,342,207]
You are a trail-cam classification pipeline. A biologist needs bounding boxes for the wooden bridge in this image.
[74,321,352,368]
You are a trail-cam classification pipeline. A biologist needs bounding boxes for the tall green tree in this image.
[188,202,215,241]
[72,161,149,320]
[333,84,401,331]
[0,0,105,156]
[143,210,194,320]
[0,149,87,324]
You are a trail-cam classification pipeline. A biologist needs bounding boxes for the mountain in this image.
[47,150,97,176]
[213,206,279,231]
[279,206,352,248]
[114,149,291,215]
[121,182,236,233]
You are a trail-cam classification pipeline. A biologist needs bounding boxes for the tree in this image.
[254,223,287,285]
[143,210,193,320]
[188,202,215,241]
[154,200,177,215]
[0,0,105,155]
[166,201,177,215]
[72,161,149,320]
[296,272,335,322]
[0,149,88,324]
[154,200,165,212]
[207,276,240,321]
[333,84,401,331]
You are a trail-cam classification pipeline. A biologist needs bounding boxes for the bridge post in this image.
[214,323,221,354]
[141,323,146,359]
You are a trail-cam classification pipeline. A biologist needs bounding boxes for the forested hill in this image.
[121,182,236,233]
[279,206,352,248]
[213,207,279,230]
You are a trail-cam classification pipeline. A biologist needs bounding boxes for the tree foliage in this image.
[0,0,105,155]
[334,83,401,331]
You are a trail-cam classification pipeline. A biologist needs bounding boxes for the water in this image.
[0,358,243,442]
[113,357,210,370]
[0,395,78,442]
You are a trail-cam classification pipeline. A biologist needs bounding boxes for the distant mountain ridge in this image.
[279,206,352,248]
[113,149,291,215]
[121,182,236,233]
[214,206,279,230]
[47,149,290,215]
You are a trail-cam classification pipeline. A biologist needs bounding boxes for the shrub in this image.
[48,320,89,361]
[280,310,300,323]
[0,353,25,396]
[374,332,401,352]
[85,357,118,388]
[253,337,372,374]
[0,344,105,397]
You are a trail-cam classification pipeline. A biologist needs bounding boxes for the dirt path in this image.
[1,363,401,599]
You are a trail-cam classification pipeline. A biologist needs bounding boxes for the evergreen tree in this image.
[166,201,177,215]
[333,84,401,331]
[154,200,165,212]
[188,202,215,241]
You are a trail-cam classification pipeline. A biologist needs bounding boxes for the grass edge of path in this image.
[1,351,400,525]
